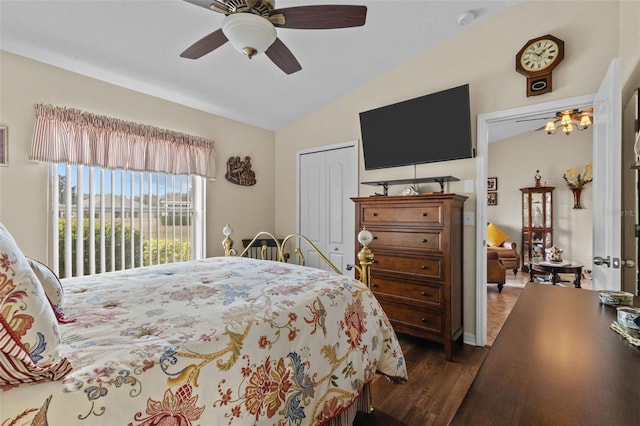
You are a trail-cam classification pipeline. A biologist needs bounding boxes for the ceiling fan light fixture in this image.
[563,122,574,135]
[545,120,557,134]
[579,114,592,129]
[221,13,276,59]
[531,107,593,136]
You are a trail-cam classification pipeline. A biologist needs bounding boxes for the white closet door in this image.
[298,143,357,274]
[299,151,326,268]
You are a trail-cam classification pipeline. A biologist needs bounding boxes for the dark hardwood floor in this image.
[355,271,593,425]
[353,335,488,426]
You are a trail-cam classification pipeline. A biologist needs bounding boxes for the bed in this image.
[0,224,407,425]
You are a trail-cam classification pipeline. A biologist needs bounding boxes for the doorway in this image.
[477,59,624,346]
[475,93,596,346]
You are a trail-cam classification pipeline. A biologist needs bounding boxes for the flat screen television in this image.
[359,84,473,170]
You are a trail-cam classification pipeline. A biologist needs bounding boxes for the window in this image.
[52,164,206,278]
[31,104,214,277]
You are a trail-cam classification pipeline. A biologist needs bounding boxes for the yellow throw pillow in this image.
[487,223,509,247]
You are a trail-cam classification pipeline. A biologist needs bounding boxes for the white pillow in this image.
[27,258,74,323]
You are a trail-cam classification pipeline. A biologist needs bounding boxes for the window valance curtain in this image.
[30,104,216,178]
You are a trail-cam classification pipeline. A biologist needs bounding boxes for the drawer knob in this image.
[421,265,427,270]
[422,238,428,243]
[422,212,428,217]
[421,318,428,323]
[372,283,378,288]
[421,291,427,296]
[371,212,378,217]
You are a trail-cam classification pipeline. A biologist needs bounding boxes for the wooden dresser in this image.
[352,194,467,360]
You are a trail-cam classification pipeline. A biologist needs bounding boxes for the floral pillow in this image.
[27,258,74,323]
[0,223,72,385]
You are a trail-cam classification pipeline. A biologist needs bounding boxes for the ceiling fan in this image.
[180,0,367,74]
[517,108,593,135]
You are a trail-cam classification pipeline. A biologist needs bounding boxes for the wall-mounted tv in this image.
[359,84,473,170]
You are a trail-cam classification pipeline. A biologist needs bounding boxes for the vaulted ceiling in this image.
[1,1,522,131]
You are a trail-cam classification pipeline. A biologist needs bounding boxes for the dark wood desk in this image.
[452,284,640,426]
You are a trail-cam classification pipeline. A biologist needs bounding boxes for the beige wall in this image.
[0,52,276,261]
[275,0,638,338]
[488,129,593,268]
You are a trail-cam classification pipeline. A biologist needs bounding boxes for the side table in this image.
[528,259,583,288]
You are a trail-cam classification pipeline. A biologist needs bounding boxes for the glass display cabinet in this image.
[521,186,554,271]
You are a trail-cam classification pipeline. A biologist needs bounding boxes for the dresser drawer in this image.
[369,229,443,253]
[373,253,444,281]
[376,297,443,335]
[360,203,443,227]
[370,275,443,308]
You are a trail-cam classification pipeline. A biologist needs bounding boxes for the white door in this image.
[299,152,325,265]
[298,142,358,274]
[592,58,622,291]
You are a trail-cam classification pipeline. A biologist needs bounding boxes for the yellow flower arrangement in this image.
[563,164,592,188]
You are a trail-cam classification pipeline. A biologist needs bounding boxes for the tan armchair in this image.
[487,241,520,276]
[487,250,506,293]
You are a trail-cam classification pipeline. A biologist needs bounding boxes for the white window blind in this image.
[52,164,206,278]
[30,104,212,277]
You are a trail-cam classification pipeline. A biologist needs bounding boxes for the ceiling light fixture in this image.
[221,13,276,59]
[545,108,593,136]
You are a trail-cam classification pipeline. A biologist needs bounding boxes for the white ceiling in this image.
[0,0,524,132]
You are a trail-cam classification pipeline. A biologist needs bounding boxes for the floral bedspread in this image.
[1,257,406,425]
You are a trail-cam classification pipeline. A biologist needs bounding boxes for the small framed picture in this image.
[487,177,498,191]
[487,192,498,206]
[0,125,7,166]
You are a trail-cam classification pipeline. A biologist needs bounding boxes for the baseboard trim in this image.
[463,331,478,346]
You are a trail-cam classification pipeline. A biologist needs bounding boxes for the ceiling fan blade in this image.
[180,28,229,59]
[209,1,231,14]
[182,0,228,13]
[516,116,556,122]
[271,5,367,29]
[265,38,302,75]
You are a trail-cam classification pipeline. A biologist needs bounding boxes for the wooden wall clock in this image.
[516,34,564,97]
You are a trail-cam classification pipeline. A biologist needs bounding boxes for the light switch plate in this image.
[464,179,474,193]
[463,212,474,226]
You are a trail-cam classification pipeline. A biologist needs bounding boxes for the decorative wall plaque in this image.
[225,156,256,186]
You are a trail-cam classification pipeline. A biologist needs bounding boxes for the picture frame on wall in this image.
[487,177,498,191]
[487,192,498,206]
[0,125,7,166]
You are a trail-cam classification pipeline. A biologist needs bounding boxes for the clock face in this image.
[520,39,560,72]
